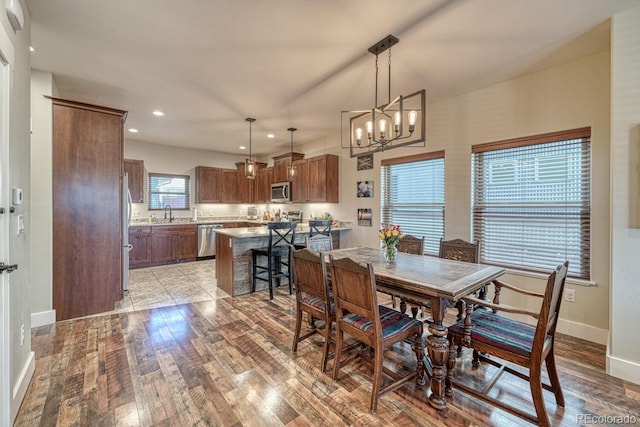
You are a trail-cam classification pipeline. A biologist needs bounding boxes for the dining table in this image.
[326,246,505,409]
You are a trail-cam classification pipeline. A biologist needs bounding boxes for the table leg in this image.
[427,297,449,409]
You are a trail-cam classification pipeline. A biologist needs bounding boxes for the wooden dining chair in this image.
[447,261,569,427]
[329,255,425,414]
[290,247,335,372]
[390,234,425,312]
[251,221,297,300]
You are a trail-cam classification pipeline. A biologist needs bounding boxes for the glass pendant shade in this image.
[245,117,256,179]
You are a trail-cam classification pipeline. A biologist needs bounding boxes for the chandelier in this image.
[245,117,256,179]
[343,35,425,157]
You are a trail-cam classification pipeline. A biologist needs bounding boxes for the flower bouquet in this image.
[378,224,403,263]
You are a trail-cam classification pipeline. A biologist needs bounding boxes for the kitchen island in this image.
[215,224,350,296]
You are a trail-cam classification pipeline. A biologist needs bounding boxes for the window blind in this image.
[471,128,591,279]
[381,152,445,255]
[148,173,190,210]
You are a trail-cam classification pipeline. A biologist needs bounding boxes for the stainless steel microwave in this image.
[271,182,291,203]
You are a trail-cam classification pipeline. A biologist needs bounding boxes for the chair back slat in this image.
[291,248,330,302]
[329,256,378,322]
[396,234,425,255]
[305,234,333,254]
[534,261,569,348]
[439,238,479,263]
[308,219,332,237]
[268,221,297,248]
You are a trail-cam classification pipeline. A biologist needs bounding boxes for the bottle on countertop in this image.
[192,207,198,221]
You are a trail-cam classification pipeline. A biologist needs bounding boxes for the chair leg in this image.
[529,362,551,427]
[446,339,456,396]
[321,319,332,373]
[287,252,293,295]
[545,347,565,406]
[267,255,274,300]
[370,344,383,414]
[472,349,480,368]
[292,304,303,353]
[332,327,344,381]
[252,252,257,293]
[274,256,281,288]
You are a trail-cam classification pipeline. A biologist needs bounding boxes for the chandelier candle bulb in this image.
[379,119,387,139]
[355,127,363,145]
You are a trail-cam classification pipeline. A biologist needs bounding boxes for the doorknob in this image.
[0,263,18,273]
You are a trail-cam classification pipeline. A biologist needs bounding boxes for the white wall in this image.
[609,6,640,385]
[1,2,34,423]
[29,70,56,326]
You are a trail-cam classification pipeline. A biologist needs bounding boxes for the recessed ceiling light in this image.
[29,46,35,52]
[239,146,246,150]
[267,133,275,139]
[152,110,165,117]
[128,128,139,133]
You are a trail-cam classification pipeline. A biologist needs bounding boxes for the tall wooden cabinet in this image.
[124,158,144,203]
[52,97,127,320]
[291,154,339,203]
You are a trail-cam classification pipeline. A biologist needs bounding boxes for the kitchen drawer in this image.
[151,224,197,234]
[130,226,151,234]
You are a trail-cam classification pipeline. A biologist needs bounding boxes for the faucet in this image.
[164,205,174,222]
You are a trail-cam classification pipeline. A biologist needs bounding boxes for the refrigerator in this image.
[122,173,133,292]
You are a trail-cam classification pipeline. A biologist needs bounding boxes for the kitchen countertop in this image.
[215,224,351,238]
[129,218,264,227]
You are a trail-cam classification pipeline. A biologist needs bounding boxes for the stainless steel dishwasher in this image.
[197,223,222,259]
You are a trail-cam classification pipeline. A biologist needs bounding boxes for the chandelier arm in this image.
[388,48,392,105]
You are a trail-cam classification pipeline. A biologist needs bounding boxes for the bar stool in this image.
[308,219,332,237]
[251,221,297,300]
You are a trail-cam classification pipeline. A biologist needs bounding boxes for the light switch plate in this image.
[16,214,24,235]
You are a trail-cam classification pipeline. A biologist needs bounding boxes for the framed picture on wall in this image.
[357,208,372,227]
[357,154,373,171]
[357,181,374,197]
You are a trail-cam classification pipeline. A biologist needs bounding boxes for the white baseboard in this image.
[31,309,56,328]
[11,351,35,424]
[557,318,608,345]
[509,314,608,345]
[607,351,640,386]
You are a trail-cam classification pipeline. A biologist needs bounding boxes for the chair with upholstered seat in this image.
[251,221,297,300]
[329,255,425,414]
[304,234,333,254]
[308,219,332,237]
[447,261,569,427]
[390,234,425,312]
[290,247,334,372]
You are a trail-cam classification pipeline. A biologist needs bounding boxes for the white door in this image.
[0,35,11,425]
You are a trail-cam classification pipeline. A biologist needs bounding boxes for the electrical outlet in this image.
[20,324,25,346]
[564,289,576,303]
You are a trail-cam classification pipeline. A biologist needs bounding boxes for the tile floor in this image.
[112,259,230,314]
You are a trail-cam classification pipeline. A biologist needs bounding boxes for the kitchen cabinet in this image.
[129,226,152,267]
[272,152,304,183]
[291,159,309,203]
[236,161,267,203]
[221,169,240,203]
[124,158,145,203]
[150,224,198,265]
[291,154,339,203]
[52,97,126,320]
[195,166,222,203]
[255,167,273,203]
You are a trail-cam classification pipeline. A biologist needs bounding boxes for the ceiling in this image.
[26,0,638,156]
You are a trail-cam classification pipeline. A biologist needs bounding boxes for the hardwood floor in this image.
[15,262,640,426]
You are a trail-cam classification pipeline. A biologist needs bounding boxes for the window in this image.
[472,128,591,279]
[381,151,445,255]
[148,173,190,210]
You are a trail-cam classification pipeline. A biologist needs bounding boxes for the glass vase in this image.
[383,242,398,263]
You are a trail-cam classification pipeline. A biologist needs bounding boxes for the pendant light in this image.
[288,127,297,179]
[245,117,256,179]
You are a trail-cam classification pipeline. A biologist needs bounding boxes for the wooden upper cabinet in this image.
[255,167,273,203]
[221,169,239,203]
[272,152,304,183]
[195,166,222,203]
[309,154,339,202]
[291,159,309,203]
[236,162,266,204]
[124,158,144,203]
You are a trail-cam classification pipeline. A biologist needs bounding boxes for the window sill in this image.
[504,268,596,287]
